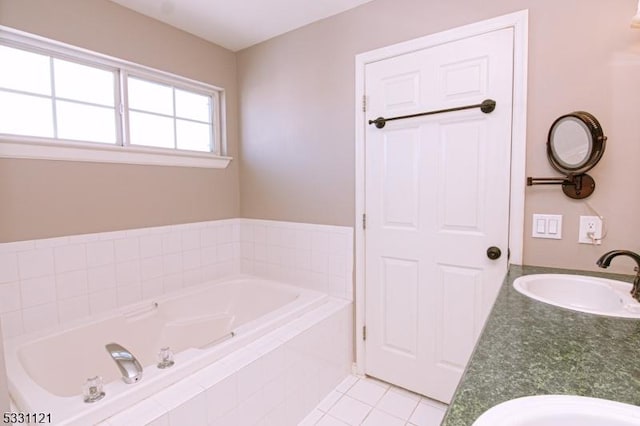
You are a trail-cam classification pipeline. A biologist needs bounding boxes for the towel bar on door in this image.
[368,98,496,129]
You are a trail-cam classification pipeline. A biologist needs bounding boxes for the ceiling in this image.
[109,0,375,52]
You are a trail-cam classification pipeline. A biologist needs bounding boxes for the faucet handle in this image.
[157,346,175,369]
[83,376,105,403]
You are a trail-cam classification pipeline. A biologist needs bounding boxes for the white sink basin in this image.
[473,395,640,426]
[513,274,640,318]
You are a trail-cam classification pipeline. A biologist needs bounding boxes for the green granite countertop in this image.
[442,265,640,426]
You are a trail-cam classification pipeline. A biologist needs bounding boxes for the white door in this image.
[364,28,514,403]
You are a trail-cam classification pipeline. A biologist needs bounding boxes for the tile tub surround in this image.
[442,265,640,426]
[238,219,354,300]
[0,219,353,339]
[99,299,353,426]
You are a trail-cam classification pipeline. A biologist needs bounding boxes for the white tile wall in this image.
[239,219,353,300]
[0,218,353,339]
[0,220,241,338]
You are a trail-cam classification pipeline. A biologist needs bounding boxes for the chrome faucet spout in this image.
[105,343,143,384]
[596,250,640,302]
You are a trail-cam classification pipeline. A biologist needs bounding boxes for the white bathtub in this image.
[4,275,327,425]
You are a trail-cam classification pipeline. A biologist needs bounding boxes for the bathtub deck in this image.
[99,297,352,426]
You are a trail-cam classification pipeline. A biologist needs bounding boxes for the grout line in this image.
[406,398,421,426]
[310,374,449,426]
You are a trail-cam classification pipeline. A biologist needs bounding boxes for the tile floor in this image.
[298,375,447,426]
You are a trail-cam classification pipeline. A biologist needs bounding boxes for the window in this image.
[0,26,229,168]
[0,48,119,144]
[127,77,213,152]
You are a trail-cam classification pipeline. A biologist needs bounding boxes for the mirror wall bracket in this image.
[527,174,596,200]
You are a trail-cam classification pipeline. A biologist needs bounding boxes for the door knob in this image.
[487,246,502,260]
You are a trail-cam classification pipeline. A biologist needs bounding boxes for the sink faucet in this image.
[105,343,143,384]
[596,250,640,302]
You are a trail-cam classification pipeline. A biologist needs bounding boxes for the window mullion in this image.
[209,93,215,154]
[49,57,58,139]
[114,69,124,147]
[213,92,221,156]
[172,87,177,149]
[120,70,130,147]
[0,87,54,99]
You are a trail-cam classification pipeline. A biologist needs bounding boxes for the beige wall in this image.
[1,0,639,273]
[0,0,240,242]
[238,0,640,274]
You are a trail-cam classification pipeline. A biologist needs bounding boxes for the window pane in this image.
[129,111,174,149]
[0,91,53,137]
[176,119,211,152]
[56,101,116,144]
[54,59,115,106]
[175,89,210,122]
[0,45,51,95]
[128,77,173,115]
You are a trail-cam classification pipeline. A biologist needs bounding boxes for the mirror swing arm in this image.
[527,111,607,200]
[527,174,597,199]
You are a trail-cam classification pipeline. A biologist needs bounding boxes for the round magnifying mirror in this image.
[547,111,606,175]
[550,117,591,168]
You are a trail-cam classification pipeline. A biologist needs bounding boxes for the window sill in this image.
[0,137,232,169]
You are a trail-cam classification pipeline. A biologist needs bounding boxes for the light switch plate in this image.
[532,214,563,239]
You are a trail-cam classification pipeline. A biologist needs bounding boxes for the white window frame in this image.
[0,26,231,169]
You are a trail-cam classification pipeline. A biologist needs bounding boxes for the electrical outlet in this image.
[578,216,602,244]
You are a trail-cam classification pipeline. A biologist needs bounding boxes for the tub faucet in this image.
[105,343,143,384]
[596,250,640,302]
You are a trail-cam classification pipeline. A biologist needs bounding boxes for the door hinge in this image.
[362,325,367,341]
[362,213,366,230]
[362,95,367,112]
